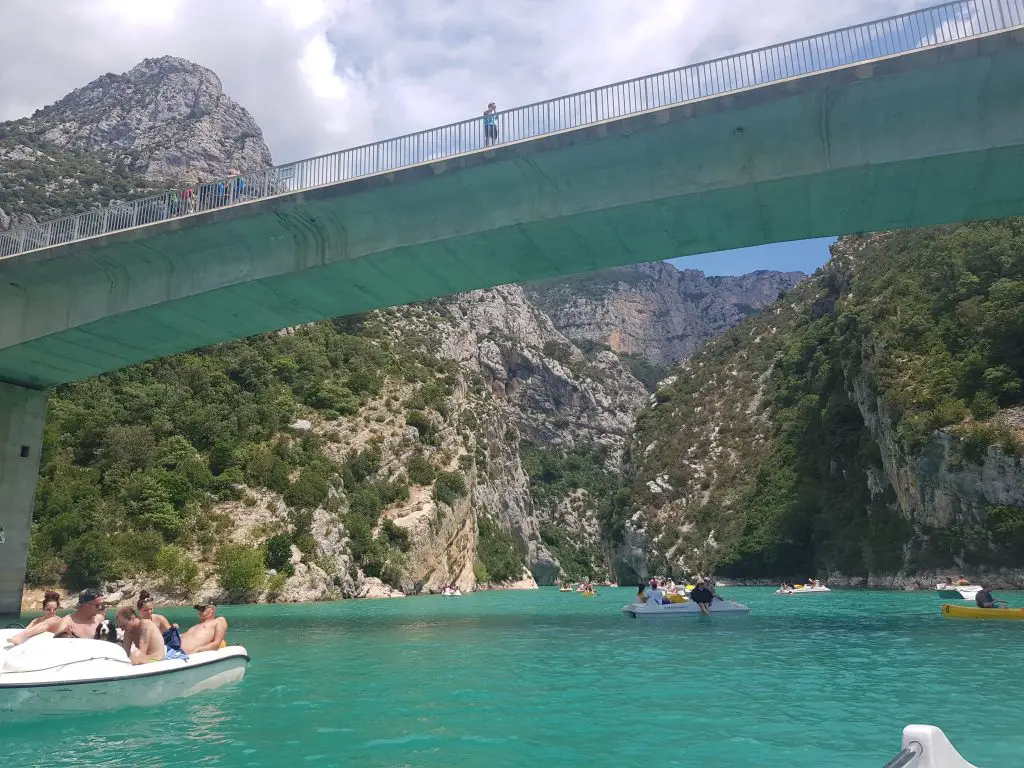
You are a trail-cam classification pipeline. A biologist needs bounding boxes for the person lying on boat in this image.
[116,606,187,663]
[180,600,229,653]
[6,591,63,645]
[975,585,1007,609]
[780,582,792,591]
[43,588,109,641]
[689,581,715,615]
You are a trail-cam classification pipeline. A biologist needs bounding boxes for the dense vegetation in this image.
[474,516,527,583]
[630,220,1024,579]
[0,126,165,222]
[25,315,450,590]
[521,442,629,580]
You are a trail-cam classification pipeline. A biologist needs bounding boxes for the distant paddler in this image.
[689,580,715,616]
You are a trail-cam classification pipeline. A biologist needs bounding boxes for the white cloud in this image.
[0,0,939,164]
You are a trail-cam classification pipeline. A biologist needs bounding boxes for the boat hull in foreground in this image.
[0,629,249,714]
[622,599,750,617]
[941,604,1024,621]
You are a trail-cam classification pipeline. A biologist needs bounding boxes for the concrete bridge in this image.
[2,0,1024,615]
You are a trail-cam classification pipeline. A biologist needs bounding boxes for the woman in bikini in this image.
[6,591,63,645]
[137,590,174,633]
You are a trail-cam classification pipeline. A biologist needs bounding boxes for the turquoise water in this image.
[2,587,1022,767]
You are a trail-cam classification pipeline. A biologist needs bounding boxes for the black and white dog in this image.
[94,619,123,643]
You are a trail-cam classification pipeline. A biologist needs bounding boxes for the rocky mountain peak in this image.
[21,55,272,182]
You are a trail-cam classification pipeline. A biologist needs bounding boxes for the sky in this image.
[0,0,936,275]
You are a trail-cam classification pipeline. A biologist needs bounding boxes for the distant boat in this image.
[935,583,981,600]
[776,584,831,595]
[622,597,749,618]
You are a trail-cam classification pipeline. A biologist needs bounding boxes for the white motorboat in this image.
[776,585,831,595]
[884,724,977,767]
[0,629,249,715]
[622,597,750,617]
[935,583,982,600]
[441,588,462,597]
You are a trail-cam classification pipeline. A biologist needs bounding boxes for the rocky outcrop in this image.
[528,262,805,367]
[850,376,1024,529]
[19,56,272,182]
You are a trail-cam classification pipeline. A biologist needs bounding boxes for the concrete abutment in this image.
[0,382,47,619]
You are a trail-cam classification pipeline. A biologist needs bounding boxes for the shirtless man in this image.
[43,588,107,641]
[115,606,175,664]
[180,600,228,653]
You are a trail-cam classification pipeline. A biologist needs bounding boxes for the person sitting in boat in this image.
[780,582,791,592]
[689,580,715,615]
[180,600,229,653]
[116,606,185,663]
[975,585,1007,609]
[41,588,109,640]
[636,585,648,604]
[6,591,64,645]
[136,590,175,634]
[645,584,666,604]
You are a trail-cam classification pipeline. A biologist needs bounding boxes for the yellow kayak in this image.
[941,603,1024,620]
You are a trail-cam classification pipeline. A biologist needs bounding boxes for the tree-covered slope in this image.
[627,221,1024,583]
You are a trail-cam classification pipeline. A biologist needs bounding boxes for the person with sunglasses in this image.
[50,588,109,640]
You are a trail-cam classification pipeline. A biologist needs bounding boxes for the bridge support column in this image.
[0,383,47,619]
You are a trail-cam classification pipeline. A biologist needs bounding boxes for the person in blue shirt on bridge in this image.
[483,102,498,146]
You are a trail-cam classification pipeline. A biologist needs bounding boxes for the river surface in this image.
[2,587,1022,767]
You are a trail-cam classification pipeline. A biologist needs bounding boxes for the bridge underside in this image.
[2,30,1023,389]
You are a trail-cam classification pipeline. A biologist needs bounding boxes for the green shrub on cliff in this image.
[216,544,267,599]
[475,515,526,583]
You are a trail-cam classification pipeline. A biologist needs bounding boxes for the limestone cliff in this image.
[12,56,271,184]
[527,262,805,369]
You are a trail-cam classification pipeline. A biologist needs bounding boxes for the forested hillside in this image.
[628,221,1024,584]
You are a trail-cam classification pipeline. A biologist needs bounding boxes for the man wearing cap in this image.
[180,600,229,653]
[48,588,108,640]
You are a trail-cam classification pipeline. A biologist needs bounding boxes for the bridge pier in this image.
[0,382,47,619]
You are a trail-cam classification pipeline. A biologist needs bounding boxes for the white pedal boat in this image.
[0,629,249,715]
[622,597,750,617]
[884,724,977,767]
[776,585,831,595]
[935,584,982,600]
[441,588,462,597]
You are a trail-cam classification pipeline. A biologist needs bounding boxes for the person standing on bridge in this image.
[483,102,498,147]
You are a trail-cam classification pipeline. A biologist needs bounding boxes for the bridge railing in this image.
[1,0,1022,259]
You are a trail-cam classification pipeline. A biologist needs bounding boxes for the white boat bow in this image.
[884,725,977,768]
[0,629,249,715]
[622,597,750,617]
